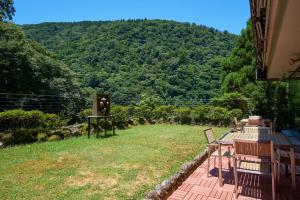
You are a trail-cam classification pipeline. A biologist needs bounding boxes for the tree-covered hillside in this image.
[22,20,236,104]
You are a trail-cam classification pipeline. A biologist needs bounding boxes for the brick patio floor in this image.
[168,155,300,200]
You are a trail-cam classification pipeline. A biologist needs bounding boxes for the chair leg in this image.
[227,146,231,168]
[271,163,276,200]
[277,161,280,186]
[207,154,210,177]
[233,157,238,199]
[214,156,216,168]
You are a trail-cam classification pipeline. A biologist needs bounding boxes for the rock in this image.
[48,135,61,141]
[37,133,48,142]
[147,190,159,199]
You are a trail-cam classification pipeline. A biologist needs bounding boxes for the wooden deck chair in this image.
[204,128,231,177]
[232,139,275,200]
[234,117,243,132]
[243,126,259,134]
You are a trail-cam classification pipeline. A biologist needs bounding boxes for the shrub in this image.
[37,133,48,142]
[191,105,211,124]
[78,108,92,122]
[0,109,63,145]
[0,128,37,145]
[111,106,132,129]
[174,107,192,124]
[206,106,229,126]
[134,106,155,123]
[0,110,44,131]
[153,105,176,122]
[211,92,248,114]
[227,109,243,121]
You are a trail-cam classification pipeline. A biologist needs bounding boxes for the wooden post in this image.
[218,143,223,186]
[290,147,296,191]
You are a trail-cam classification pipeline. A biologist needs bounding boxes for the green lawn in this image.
[0,124,227,200]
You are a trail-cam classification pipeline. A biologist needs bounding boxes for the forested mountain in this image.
[0,22,78,95]
[22,20,236,104]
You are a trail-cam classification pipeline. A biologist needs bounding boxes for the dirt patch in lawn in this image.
[66,170,119,188]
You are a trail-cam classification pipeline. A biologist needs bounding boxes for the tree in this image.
[0,0,15,22]
[221,20,290,127]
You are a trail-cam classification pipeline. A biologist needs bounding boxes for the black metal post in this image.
[104,117,107,136]
[96,117,99,138]
[88,117,91,138]
[112,116,115,135]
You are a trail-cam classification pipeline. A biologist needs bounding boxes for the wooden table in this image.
[217,128,298,190]
[87,115,115,138]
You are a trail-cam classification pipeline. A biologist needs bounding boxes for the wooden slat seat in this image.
[238,161,271,175]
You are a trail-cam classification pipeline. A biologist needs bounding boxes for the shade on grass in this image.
[0,124,227,199]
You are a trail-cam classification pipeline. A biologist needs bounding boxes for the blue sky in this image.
[14,0,250,34]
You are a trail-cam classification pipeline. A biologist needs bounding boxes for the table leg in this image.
[88,117,90,138]
[218,143,223,187]
[290,147,296,191]
[112,116,115,135]
[104,117,107,136]
[96,117,99,138]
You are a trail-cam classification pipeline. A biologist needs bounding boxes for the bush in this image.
[78,108,92,122]
[191,105,211,124]
[0,128,37,145]
[134,106,155,123]
[0,110,44,131]
[174,107,192,124]
[111,106,132,129]
[37,133,48,142]
[153,105,176,122]
[0,109,64,145]
[205,106,229,125]
[211,92,248,114]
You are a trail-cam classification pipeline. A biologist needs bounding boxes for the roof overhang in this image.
[250,0,300,80]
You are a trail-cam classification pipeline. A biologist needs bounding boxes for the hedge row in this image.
[0,106,242,146]
[79,105,243,128]
[0,110,67,146]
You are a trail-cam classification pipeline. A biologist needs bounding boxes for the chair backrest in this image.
[234,139,273,159]
[204,128,216,144]
[243,126,259,134]
[234,117,238,125]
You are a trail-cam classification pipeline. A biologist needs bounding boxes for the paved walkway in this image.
[168,156,300,200]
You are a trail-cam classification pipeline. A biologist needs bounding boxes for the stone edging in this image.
[145,150,208,200]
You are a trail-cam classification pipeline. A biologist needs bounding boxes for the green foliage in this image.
[174,107,192,124]
[191,105,211,124]
[22,20,236,104]
[0,22,85,118]
[0,109,44,131]
[0,0,15,21]
[221,20,290,127]
[0,109,64,145]
[153,105,176,122]
[211,92,249,113]
[111,106,132,129]
[78,108,92,122]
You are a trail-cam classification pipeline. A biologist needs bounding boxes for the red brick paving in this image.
[168,156,300,200]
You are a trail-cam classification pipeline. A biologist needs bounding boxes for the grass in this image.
[0,124,227,200]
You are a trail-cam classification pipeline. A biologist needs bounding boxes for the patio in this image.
[168,152,300,200]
